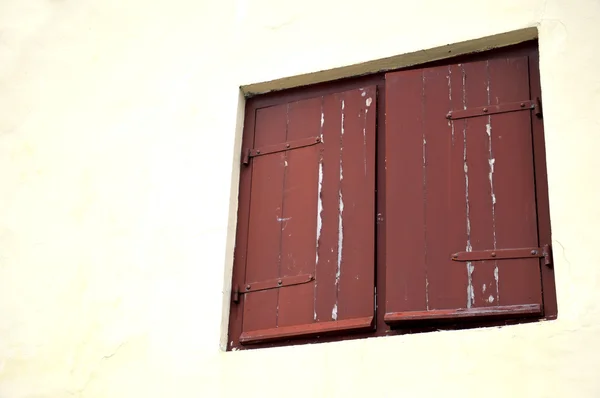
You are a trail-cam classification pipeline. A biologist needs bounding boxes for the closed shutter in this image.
[384,56,548,324]
[231,86,377,345]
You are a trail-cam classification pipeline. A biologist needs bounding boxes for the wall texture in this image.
[0,0,599,397]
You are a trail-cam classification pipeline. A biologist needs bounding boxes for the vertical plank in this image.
[228,105,256,349]
[242,104,286,332]
[529,50,558,318]
[424,65,469,310]
[385,70,427,313]
[315,94,342,322]
[277,98,321,327]
[337,86,376,320]
[463,60,498,307]
[488,56,542,306]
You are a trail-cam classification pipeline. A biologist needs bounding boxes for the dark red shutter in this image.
[384,56,547,324]
[233,86,376,345]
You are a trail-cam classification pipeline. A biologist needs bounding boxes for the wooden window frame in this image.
[227,40,557,351]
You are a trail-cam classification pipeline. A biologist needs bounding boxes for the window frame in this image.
[227,40,557,351]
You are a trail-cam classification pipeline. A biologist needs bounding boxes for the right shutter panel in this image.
[384,55,546,324]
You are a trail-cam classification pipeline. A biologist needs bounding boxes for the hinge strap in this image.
[451,244,552,267]
[242,136,322,165]
[446,99,540,120]
[233,273,314,303]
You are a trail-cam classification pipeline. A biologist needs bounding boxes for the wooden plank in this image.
[384,304,541,323]
[488,56,542,307]
[448,63,472,310]
[385,70,427,313]
[337,86,376,320]
[228,104,256,348]
[242,104,287,333]
[277,97,321,327]
[463,60,498,308]
[240,316,374,344]
[314,94,342,322]
[528,49,558,318]
[423,65,469,311]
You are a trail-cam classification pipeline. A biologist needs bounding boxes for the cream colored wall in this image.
[0,0,598,397]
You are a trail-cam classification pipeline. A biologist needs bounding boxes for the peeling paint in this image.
[488,295,495,303]
[336,191,344,282]
[467,263,475,306]
[337,100,345,286]
[316,162,324,265]
[366,97,372,107]
[331,304,338,320]
[482,283,486,293]
[277,216,291,222]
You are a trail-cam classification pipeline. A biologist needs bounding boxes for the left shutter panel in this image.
[233,87,377,346]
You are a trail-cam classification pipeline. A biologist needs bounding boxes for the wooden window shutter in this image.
[231,87,377,345]
[384,55,548,324]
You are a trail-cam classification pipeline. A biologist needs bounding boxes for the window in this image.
[227,41,557,350]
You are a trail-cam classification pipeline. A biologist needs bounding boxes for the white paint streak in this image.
[321,111,325,128]
[284,160,288,167]
[277,216,291,222]
[489,158,496,204]
[316,162,324,265]
[336,191,344,282]
[467,263,475,306]
[482,284,487,293]
[331,304,338,320]
[366,97,372,107]
[336,100,344,286]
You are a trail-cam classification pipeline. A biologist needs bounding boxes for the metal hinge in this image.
[446,97,543,120]
[242,136,322,165]
[451,244,553,267]
[232,273,314,303]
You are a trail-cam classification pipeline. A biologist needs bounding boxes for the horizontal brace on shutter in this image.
[239,316,374,344]
[232,273,314,303]
[450,244,552,266]
[242,136,322,165]
[445,98,541,120]
[384,304,541,324]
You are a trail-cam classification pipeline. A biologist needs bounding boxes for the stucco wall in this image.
[0,0,599,397]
